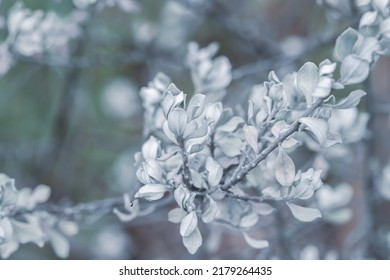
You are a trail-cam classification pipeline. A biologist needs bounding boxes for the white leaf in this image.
[329,89,366,109]
[334,28,360,61]
[299,117,329,147]
[180,211,198,237]
[162,121,179,145]
[297,62,319,105]
[182,227,202,254]
[218,116,244,132]
[243,125,259,153]
[186,94,206,119]
[141,136,160,160]
[250,202,274,216]
[380,17,390,39]
[239,211,259,228]
[274,147,295,187]
[134,184,168,201]
[243,232,269,249]
[312,76,333,98]
[206,157,223,188]
[0,176,18,207]
[202,197,218,223]
[49,230,70,259]
[339,55,370,85]
[286,202,321,222]
[168,108,188,137]
[168,208,188,224]
[12,215,45,247]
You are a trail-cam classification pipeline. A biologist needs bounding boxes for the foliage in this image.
[1,0,390,259]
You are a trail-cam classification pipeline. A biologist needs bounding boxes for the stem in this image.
[221,97,324,191]
[179,139,193,189]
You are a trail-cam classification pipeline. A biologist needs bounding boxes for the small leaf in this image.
[180,211,198,237]
[334,28,360,61]
[359,11,378,29]
[182,227,202,254]
[168,108,188,137]
[206,157,223,188]
[380,17,390,39]
[49,230,70,259]
[286,202,322,222]
[202,197,218,223]
[312,76,333,98]
[243,232,269,249]
[330,89,366,109]
[185,122,208,140]
[186,94,206,120]
[162,121,179,145]
[168,208,188,224]
[243,125,259,153]
[239,211,259,228]
[218,116,244,132]
[134,184,168,201]
[274,147,296,187]
[250,202,274,216]
[297,62,319,105]
[339,55,370,85]
[299,117,328,146]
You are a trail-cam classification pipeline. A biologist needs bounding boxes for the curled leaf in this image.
[243,125,259,154]
[299,117,329,147]
[135,184,168,201]
[286,202,322,222]
[274,147,295,187]
[180,211,198,237]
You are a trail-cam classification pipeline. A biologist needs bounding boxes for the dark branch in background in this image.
[232,31,339,80]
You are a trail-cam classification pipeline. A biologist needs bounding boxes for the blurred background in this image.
[1,0,390,259]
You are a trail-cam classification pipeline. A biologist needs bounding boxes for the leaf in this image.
[239,211,259,228]
[141,136,160,160]
[162,120,179,145]
[134,184,168,201]
[299,117,329,147]
[186,94,206,120]
[168,108,188,137]
[286,202,322,222]
[380,17,390,39]
[334,28,360,61]
[206,157,223,188]
[274,147,295,187]
[250,202,274,216]
[182,227,202,254]
[0,178,18,207]
[184,122,208,140]
[49,230,70,259]
[355,37,381,62]
[243,125,259,153]
[243,232,269,249]
[202,197,218,223]
[312,76,333,98]
[328,89,366,109]
[168,208,188,224]
[339,55,370,85]
[297,62,319,105]
[218,116,244,132]
[180,211,198,237]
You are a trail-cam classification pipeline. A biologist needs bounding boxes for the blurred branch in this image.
[232,30,339,80]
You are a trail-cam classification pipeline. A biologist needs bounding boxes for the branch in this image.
[221,97,325,190]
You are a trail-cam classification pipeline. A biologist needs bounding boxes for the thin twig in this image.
[221,97,324,190]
